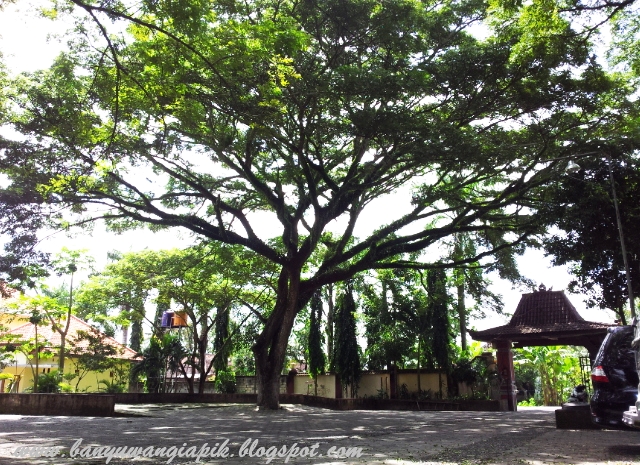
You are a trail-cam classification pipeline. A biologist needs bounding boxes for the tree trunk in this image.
[617,304,627,325]
[254,358,282,409]
[252,268,308,409]
[458,281,467,352]
[197,337,207,395]
[34,325,39,393]
[52,308,72,376]
[58,270,75,376]
[417,337,421,394]
[122,325,129,348]
[58,337,66,375]
[185,371,194,394]
[198,374,206,394]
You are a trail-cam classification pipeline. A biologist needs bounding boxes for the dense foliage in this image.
[1,0,638,406]
[307,291,326,393]
[332,281,361,397]
[75,244,274,394]
[542,156,640,323]
[514,346,588,406]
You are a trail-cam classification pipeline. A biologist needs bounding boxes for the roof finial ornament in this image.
[538,284,547,292]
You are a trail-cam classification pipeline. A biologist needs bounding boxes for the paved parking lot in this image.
[1,404,639,465]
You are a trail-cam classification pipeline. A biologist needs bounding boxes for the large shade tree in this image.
[542,154,640,323]
[537,0,640,322]
[75,244,275,393]
[0,0,632,408]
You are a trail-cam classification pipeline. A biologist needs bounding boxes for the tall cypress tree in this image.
[213,304,231,375]
[130,319,143,352]
[428,269,451,398]
[308,291,326,396]
[332,281,361,398]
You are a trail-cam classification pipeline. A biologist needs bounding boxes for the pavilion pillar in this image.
[495,339,517,412]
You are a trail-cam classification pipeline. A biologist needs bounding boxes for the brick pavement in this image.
[0,404,639,465]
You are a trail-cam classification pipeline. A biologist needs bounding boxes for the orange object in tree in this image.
[172,311,188,328]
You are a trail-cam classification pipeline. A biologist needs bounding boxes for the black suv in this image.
[591,325,639,428]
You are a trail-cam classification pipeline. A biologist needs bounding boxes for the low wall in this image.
[0,392,498,415]
[159,376,288,394]
[456,399,501,411]
[113,393,258,404]
[292,371,449,399]
[0,394,115,416]
[294,374,336,397]
[113,393,498,411]
[163,371,481,401]
[280,395,498,411]
[280,394,460,410]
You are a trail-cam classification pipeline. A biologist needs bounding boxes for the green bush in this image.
[451,356,496,399]
[99,380,126,393]
[413,388,433,401]
[450,391,492,401]
[518,397,542,407]
[215,370,236,394]
[514,346,587,406]
[34,371,62,393]
[58,382,74,393]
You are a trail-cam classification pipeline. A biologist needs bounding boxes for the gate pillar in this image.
[495,339,517,411]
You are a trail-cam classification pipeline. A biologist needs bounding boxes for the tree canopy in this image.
[1,0,637,407]
[542,154,640,323]
[74,243,275,393]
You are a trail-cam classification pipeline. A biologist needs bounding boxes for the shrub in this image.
[35,370,62,393]
[215,370,236,394]
[518,397,542,407]
[99,380,126,393]
[58,382,74,393]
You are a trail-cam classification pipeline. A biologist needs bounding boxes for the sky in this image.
[0,1,618,335]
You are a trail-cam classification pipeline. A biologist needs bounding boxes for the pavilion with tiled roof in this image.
[468,286,617,411]
[469,287,616,356]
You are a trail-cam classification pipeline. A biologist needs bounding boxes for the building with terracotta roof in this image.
[0,314,138,393]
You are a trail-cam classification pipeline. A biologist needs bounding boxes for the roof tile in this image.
[469,289,616,341]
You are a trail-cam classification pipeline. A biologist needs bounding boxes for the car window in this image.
[594,333,611,366]
[603,328,635,369]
